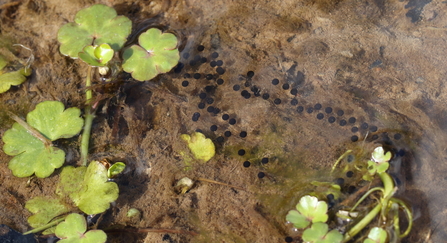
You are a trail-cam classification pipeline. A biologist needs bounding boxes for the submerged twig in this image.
[104,227,199,236]
[196,177,246,191]
[0,1,20,10]
[7,111,52,147]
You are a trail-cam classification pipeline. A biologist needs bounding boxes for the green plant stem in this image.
[344,171,396,242]
[331,150,352,173]
[390,198,413,237]
[343,203,382,242]
[23,217,65,235]
[80,66,94,166]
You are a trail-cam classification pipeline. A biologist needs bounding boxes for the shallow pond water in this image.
[1,0,446,242]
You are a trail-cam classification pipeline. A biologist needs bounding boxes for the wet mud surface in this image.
[1,0,447,242]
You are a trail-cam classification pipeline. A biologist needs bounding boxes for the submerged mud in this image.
[1,0,446,242]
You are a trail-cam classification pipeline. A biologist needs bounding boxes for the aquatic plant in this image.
[286,146,413,243]
[57,4,131,58]
[1,3,180,239]
[2,101,83,178]
[57,3,180,165]
[24,161,119,234]
[286,195,329,229]
[0,48,32,93]
[55,213,106,243]
[181,132,216,163]
[122,28,180,81]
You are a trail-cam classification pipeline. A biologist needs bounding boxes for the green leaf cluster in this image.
[55,213,106,243]
[2,101,83,178]
[25,161,119,231]
[57,4,180,82]
[57,4,131,58]
[363,146,391,181]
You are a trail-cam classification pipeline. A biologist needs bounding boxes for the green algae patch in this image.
[180,132,215,163]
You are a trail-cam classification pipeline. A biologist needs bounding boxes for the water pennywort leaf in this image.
[302,222,343,243]
[0,54,31,93]
[57,4,131,58]
[26,101,84,140]
[286,195,328,229]
[180,132,215,163]
[60,161,119,215]
[25,197,70,230]
[371,146,392,164]
[122,28,180,81]
[55,213,106,243]
[2,101,83,178]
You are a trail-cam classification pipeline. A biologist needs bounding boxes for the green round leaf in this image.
[67,161,119,215]
[180,132,215,163]
[122,28,180,81]
[371,146,392,163]
[55,213,107,243]
[302,222,342,243]
[296,195,328,223]
[286,209,310,229]
[302,222,328,242]
[2,123,65,178]
[57,4,131,58]
[26,101,84,141]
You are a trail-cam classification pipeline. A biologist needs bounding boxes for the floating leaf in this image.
[180,132,215,163]
[286,195,328,229]
[0,54,31,93]
[302,222,343,243]
[363,160,390,181]
[2,101,83,177]
[122,28,179,81]
[26,101,84,140]
[55,213,106,243]
[60,161,119,215]
[25,197,70,230]
[78,44,114,67]
[57,4,131,58]
[371,146,392,164]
